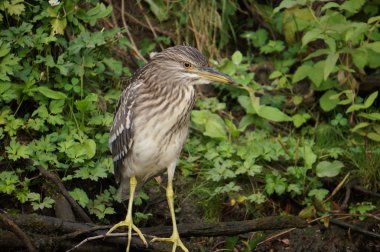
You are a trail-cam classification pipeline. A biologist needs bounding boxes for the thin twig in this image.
[330,218,380,239]
[136,1,164,50]
[256,228,297,247]
[0,211,37,252]
[120,0,147,63]
[66,232,126,252]
[57,225,110,241]
[66,232,154,252]
[37,166,93,223]
[323,172,350,203]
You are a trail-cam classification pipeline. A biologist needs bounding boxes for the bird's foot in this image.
[151,232,188,252]
[107,217,148,251]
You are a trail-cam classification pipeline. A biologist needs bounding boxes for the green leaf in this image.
[367,132,380,142]
[364,91,378,108]
[257,106,291,122]
[273,0,307,13]
[368,16,380,24]
[292,64,311,83]
[351,48,368,69]
[293,95,303,105]
[49,100,65,114]
[316,160,343,177]
[302,144,317,169]
[351,122,370,132]
[346,91,378,113]
[204,114,227,140]
[308,188,329,201]
[302,28,322,47]
[3,0,25,16]
[319,90,339,112]
[70,188,90,208]
[37,86,67,99]
[6,138,31,161]
[340,0,365,14]
[231,51,243,65]
[292,113,311,128]
[358,113,380,121]
[365,42,380,54]
[144,0,169,22]
[324,53,339,80]
[51,18,67,35]
[83,139,96,159]
[0,171,19,194]
[237,95,256,114]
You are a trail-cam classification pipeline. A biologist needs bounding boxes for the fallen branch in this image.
[4,213,308,251]
[0,211,37,252]
[330,218,380,239]
[36,165,93,223]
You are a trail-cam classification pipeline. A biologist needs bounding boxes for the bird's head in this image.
[147,45,234,86]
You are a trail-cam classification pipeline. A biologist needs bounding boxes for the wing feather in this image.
[109,81,139,184]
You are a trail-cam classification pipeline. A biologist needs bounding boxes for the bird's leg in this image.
[151,166,189,252]
[106,176,147,251]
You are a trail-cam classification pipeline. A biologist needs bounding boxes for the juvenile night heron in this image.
[107,45,233,252]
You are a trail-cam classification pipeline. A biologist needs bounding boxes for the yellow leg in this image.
[151,180,188,252]
[106,176,147,252]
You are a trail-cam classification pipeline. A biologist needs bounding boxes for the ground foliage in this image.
[0,0,379,251]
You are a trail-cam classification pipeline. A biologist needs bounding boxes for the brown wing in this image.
[108,81,139,184]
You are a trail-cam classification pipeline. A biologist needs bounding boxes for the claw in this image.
[151,232,188,252]
[107,218,148,252]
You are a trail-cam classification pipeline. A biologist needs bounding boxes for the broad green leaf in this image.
[316,160,343,177]
[83,139,96,159]
[364,91,378,108]
[367,132,380,142]
[37,86,67,99]
[302,28,322,47]
[204,114,227,140]
[365,42,380,53]
[351,48,368,69]
[351,122,370,132]
[340,0,365,14]
[358,113,380,121]
[269,70,282,79]
[257,106,291,122]
[308,188,329,201]
[51,18,67,35]
[273,0,307,13]
[368,16,380,24]
[191,110,209,125]
[237,95,256,114]
[0,42,11,57]
[292,113,311,128]
[293,95,303,105]
[49,100,65,114]
[231,51,243,65]
[308,61,324,87]
[292,64,311,83]
[144,0,169,22]
[70,188,90,208]
[302,144,317,169]
[324,53,339,80]
[346,91,378,113]
[319,90,338,112]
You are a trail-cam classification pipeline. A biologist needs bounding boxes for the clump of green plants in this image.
[0,0,128,219]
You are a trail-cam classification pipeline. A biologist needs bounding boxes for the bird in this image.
[107,45,234,252]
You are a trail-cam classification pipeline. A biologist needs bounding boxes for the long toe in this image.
[107,219,148,251]
[151,235,189,252]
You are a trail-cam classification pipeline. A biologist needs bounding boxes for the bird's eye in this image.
[183,61,192,68]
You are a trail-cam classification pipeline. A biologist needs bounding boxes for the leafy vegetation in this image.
[0,0,379,250]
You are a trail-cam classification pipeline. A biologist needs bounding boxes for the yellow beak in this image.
[197,67,234,84]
